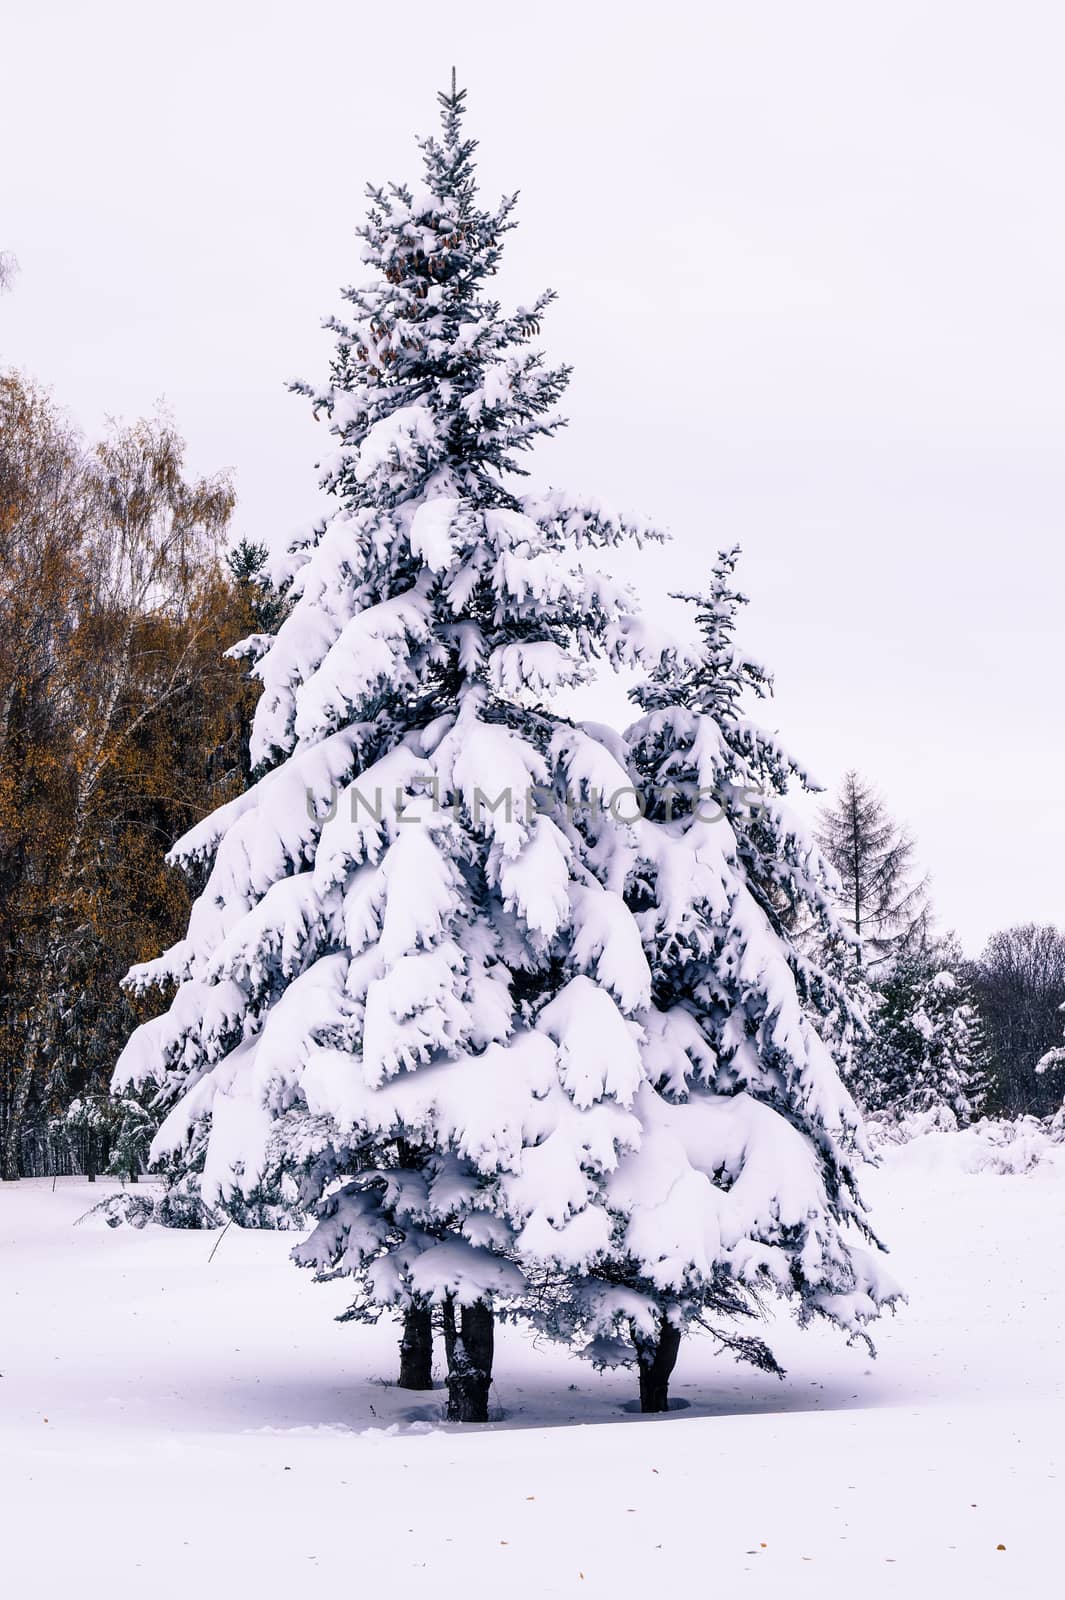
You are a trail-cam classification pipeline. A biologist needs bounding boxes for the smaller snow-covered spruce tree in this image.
[114,84,897,1420]
[512,552,899,1406]
[853,957,989,1125]
[104,1095,155,1183]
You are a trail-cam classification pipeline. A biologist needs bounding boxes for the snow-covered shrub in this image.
[89,1192,158,1230]
[871,1110,1054,1175]
[863,1103,961,1147]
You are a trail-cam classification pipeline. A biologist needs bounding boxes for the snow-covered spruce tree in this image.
[113,79,671,1421]
[852,956,989,1125]
[114,86,897,1422]
[513,552,898,1408]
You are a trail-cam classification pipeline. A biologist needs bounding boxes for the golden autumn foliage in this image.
[0,373,273,1177]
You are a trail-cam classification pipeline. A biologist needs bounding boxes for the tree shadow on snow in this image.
[163,1356,906,1438]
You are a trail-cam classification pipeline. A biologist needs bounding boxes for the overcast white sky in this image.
[3,0,1062,953]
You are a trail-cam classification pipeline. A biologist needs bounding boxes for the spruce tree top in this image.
[245,74,661,778]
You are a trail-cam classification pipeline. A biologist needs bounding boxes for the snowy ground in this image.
[3,1137,1062,1598]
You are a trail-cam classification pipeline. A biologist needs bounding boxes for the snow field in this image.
[2,1131,1061,1597]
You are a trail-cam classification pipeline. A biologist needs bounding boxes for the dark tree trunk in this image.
[398,1302,434,1389]
[632,1316,682,1413]
[441,1294,457,1372]
[445,1299,494,1423]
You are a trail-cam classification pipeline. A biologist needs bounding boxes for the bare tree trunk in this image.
[4,923,68,1179]
[397,1302,434,1389]
[2,1016,43,1180]
[445,1299,494,1423]
[631,1315,682,1413]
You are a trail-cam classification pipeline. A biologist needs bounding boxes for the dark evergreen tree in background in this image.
[226,539,290,638]
[852,954,989,1124]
